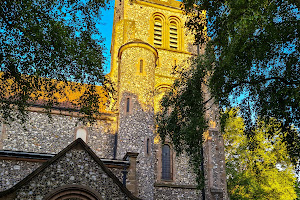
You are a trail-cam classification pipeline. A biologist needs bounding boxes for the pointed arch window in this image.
[162,144,172,180]
[154,17,163,46]
[169,21,178,49]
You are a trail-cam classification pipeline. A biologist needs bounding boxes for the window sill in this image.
[154,182,197,189]
[160,179,173,182]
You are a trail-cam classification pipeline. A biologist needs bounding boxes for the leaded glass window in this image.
[162,144,171,180]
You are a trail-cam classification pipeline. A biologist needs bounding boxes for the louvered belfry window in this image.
[154,18,163,46]
[162,144,171,180]
[169,21,178,49]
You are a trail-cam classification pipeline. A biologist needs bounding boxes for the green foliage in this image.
[296,181,300,199]
[224,108,297,200]
[182,0,300,162]
[156,56,211,189]
[157,0,299,191]
[0,0,112,124]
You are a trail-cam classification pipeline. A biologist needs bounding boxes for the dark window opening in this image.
[126,98,130,113]
[162,144,171,180]
[140,59,143,73]
[146,138,150,154]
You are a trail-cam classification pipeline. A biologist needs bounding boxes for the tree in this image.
[156,56,208,188]
[224,108,297,200]
[296,181,300,200]
[185,0,300,158]
[157,0,299,188]
[0,0,112,124]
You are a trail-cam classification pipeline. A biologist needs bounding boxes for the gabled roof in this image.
[0,138,141,200]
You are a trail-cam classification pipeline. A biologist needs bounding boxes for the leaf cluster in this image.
[0,0,113,124]
[182,0,300,163]
[156,55,214,189]
[224,108,297,200]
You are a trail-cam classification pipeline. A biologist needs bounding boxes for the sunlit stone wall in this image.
[0,149,131,200]
[1,111,117,158]
[109,0,203,199]
[117,43,157,199]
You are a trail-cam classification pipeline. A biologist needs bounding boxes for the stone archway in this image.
[44,185,103,200]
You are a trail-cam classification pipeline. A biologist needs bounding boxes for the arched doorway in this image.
[44,185,103,200]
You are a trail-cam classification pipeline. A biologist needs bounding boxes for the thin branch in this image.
[231,77,299,88]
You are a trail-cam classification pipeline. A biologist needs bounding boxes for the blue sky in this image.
[97,1,115,74]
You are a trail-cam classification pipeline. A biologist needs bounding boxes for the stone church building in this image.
[0,0,228,199]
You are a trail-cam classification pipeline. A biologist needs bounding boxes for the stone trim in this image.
[154,46,194,55]
[0,157,48,163]
[118,40,158,61]
[0,122,4,149]
[135,0,183,12]
[211,188,224,200]
[154,183,197,189]
[123,152,139,196]
[0,150,55,161]
[74,126,89,142]
[123,152,139,160]
[0,150,130,168]
[0,139,141,200]
[27,106,116,121]
[154,73,177,80]
[44,185,104,200]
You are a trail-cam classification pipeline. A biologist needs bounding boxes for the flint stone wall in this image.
[0,160,41,192]
[153,145,201,200]
[154,187,201,200]
[0,160,126,193]
[110,167,125,183]
[9,149,129,200]
[1,111,116,158]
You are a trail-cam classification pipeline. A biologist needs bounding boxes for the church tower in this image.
[108,0,228,199]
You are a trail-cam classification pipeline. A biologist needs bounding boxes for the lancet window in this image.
[162,144,172,180]
[169,21,178,49]
[154,17,163,46]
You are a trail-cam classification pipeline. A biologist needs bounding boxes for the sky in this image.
[97,0,115,74]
